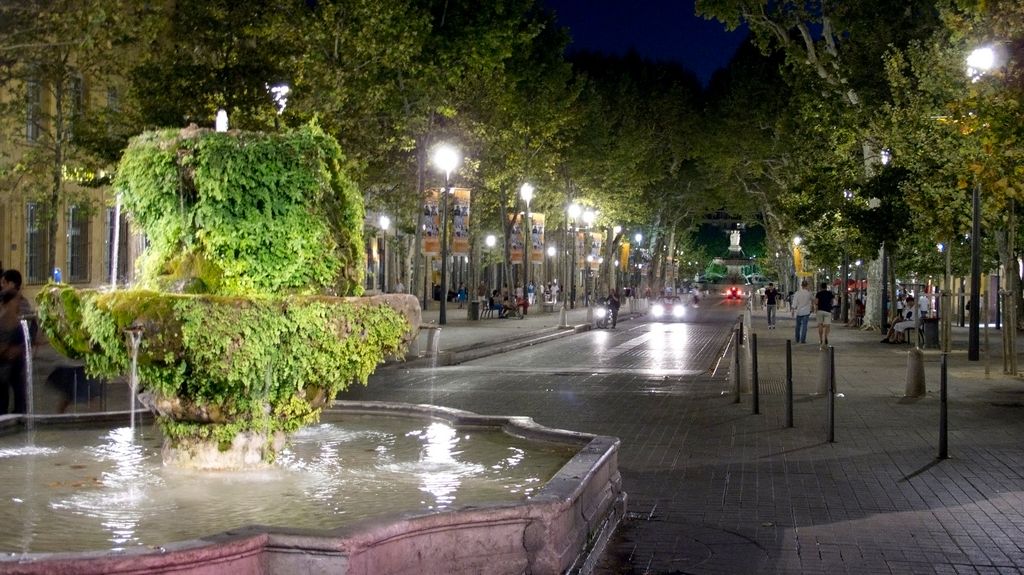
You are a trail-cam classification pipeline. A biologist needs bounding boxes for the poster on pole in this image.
[588,231,603,271]
[510,217,525,264]
[451,187,472,256]
[420,188,441,256]
[575,231,586,269]
[529,213,545,264]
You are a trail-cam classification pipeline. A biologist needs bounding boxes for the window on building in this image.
[104,207,131,285]
[66,204,89,282]
[26,80,41,142]
[25,203,49,283]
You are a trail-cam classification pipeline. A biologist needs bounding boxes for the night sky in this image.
[542,0,749,87]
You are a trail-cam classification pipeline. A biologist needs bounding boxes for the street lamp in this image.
[432,144,460,325]
[520,182,535,306]
[567,203,582,312]
[965,46,999,361]
[582,209,597,323]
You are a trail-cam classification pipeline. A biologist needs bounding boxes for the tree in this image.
[0,0,150,280]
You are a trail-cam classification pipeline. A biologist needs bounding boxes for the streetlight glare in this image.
[568,203,582,220]
[634,233,642,243]
[432,145,460,177]
[520,182,534,203]
[485,234,496,248]
[379,214,391,231]
[547,246,556,257]
[967,46,997,79]
[582,209,596,226]
[793,236,802,246]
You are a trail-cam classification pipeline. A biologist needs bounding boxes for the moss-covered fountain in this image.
[2,125,623,575]
[38,124,418,469]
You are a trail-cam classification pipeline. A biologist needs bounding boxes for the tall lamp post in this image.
[432,145,460,325]
[965,45,998,361]
[520,182,535,306]
[567,203,582,311]
[582,208,596,323]
[378,214,391,292]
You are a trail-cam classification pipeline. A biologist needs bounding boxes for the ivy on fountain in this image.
[37,122,413,466]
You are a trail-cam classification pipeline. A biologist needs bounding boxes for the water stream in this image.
[125,326,144,432]
[19,318,34,431]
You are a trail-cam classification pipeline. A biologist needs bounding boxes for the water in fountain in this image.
[125,327,144,432]
[19,318,34,432]
[0,413,574,554]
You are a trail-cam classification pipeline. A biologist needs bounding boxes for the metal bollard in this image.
[827,346,835,443]
[751,333,759,415]
[733,328,742,404]
[939,352,948,459]
[785,339,793,428]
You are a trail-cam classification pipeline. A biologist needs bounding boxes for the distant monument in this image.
[727,229,743,256]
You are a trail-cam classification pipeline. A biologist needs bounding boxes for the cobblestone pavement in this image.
[345,297,1024,574]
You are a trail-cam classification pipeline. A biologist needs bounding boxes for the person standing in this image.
[917,291,930,318]
[764,283,780,329]
[0,270,35,415]
[792,280,813,344]
[814,282,835,348]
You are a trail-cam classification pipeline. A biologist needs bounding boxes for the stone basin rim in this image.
[0,400,625,575]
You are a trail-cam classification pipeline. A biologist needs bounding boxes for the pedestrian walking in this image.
[764,282,780,329]
[0,269,36,415]
[792,281,813,344]
[814,282,835,348]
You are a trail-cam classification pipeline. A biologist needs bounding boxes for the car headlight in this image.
[595,307,606,318]
[652,304,664,317]
[673,306,685,318]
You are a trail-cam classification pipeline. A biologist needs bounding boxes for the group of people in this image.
[487,289,529,319]
[788,280,836,348]
[880,293,930,344]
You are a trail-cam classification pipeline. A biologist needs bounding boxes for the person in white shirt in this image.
[792,280,814,344]
[917,292,930,318]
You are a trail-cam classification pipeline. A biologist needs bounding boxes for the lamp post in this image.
[567,203,582,311]
[792,236,802,295]
[432,145,460,325]
[582,208,596,323]
[965,46,998,361]
[520,182,535,307]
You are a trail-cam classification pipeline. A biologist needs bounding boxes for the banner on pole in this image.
[588,231,603,271]
[451,188,471,256]
[529,213,545,264]
[420,188,441,256]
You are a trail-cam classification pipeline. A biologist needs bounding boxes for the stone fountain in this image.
[0,125,624,574]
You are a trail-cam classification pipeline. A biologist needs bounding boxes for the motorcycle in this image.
[594,298,617,329]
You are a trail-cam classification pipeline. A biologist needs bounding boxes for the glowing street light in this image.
[432,144,461,325]
[521,183,535,305]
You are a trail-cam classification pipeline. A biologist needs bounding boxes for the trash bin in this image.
[921,317,939,348]
[469,300,480,321]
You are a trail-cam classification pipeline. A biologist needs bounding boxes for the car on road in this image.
[724,285,744,300]
[650,296,687,321]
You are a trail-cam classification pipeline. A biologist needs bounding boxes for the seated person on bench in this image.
[881,296,918,343]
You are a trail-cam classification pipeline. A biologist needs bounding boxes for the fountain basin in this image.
[0,401,624,575]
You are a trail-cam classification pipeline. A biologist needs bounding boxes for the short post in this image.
[785,339,793,428]
[939,352,948,460]
[751,333,759,415]
[983,291,990,377]
[738,316,744,346]
[733,328,741,404]
[827,346,835,443]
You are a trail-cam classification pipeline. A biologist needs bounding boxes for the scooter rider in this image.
[607,290,621,328]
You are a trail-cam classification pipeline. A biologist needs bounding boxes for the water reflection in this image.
[0,416,572,554]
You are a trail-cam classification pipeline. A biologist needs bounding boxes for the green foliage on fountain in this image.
[36,124,415,466]
[116,122,364,296]
[38,288,408,456]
